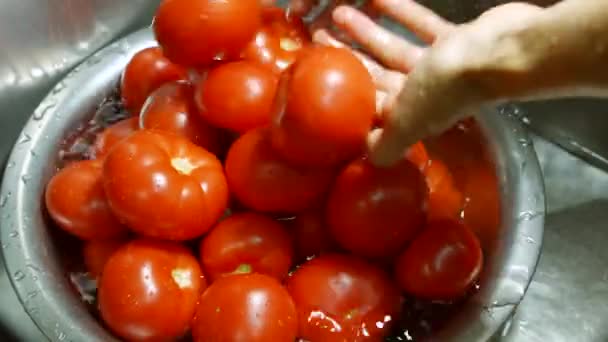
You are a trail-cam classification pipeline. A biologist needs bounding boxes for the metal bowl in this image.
[0,28,545,342]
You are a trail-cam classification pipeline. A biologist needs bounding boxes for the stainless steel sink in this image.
[1,0,607,341]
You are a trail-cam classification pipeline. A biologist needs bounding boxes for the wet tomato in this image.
[153,0,261,67]
[103,130,228,240]
[242,7,310,74]
[288,209,338,261]
[461,162,501,250]
[405,141,430,171]
[395,220,483,301]
[140,81,223,155]
[83,239,128,279]
[326,158,427,259]
[192,273,298,342]
[225,128,333,213]
[99,239,205,341]
[120,47,187,114]
[93,117,139,157]
[45,160,127,240]
[425,159,464,222]
[287,254,402,342]
[272,46,375,167]
[195,61,278,133]
[200,212,293,281]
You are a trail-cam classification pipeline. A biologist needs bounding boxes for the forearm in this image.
[477,0,608,101]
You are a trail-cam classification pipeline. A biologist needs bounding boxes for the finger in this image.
[333,6,425,72]
[312,29,406,94]
[373,0,454,43]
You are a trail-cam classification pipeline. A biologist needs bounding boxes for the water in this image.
[33,100,57,121]
[0,192,11,208]
[13,270,26,281]
[518,210,543,221]
[18,133,32,145]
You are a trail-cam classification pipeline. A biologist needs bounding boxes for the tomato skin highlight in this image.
[192,273,298,342]
[272,46,376,167]
[103,130,229,241]
[45,159,127,240]
[326,157,427,259]
[140,81,223,156]
[395,220,483,301]
[153,0,262,67]
[94,117,139,158]
[98,239,205,342]
[195,61,278,133]
[287,254,403,342]
[200,212,294,281]
[121,47,187,114]
[242,7,310,74]
[225,127,334,213]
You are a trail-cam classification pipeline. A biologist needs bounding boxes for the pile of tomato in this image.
[43,0,501,341]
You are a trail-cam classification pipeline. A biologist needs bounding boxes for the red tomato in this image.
[287,254,402,342]
[153,0,262,67]
[271,46,375,167]
[93,117,139,157]
[45,160,127,240]
[288,209,338,261]
[195,61,278,132]
[242,7,310,74]
[200,212,293,281]
[425,159,464,222]
[140,81,223,155]
[225,128,333,213]
[103,130,229,240]
[405,141,430,171]
[326,158,427,259]
[461,162,501,250]
[120,47,187,114]
[192,273,297,342]
[99,239,205,341]
[83,239,128,279]
[395,220,483,301]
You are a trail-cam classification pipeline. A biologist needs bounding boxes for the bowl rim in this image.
[0,28,545,342]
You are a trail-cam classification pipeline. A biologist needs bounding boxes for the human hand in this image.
[312,0,543,167]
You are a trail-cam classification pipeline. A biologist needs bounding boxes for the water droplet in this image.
[86,54,103,66]
[26,290,39,300]
[30,149,38,157]
[13,271,26,281]
[521,116,531,125]
[1,243,7,249]
[33,100,57,120]
[518,210,542,221]
[57,331,67,341]
[21,174,32,184]
[525,236,536,244]
[26,306,40,316]
[26,263,42,273]
[9,231,19,238]
[6,161,15,168]
[0,192,11,207]
[51,81,66,94]
[518,138,531,147]
[18,133,32,144]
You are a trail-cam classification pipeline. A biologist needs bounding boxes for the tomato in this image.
[99,239,205,341]
[82,239,128,279]
[45,160,127,240]
[103,130,229,240]
[200,212,293,281]
[405,141,430,171]
[140,81,223,155]
[93,117,139,157]
[192,273,297,342]
[271,46,375,167]
[242,7,310,74]
[461,162,501,250]
[288,209,338,261]
[120,47,187,114]
[287,254,402,342]
[195,61,278,133]
[326,158,427,259]
[395,220,483,301]
[225,128,333,213]
[425,159,464,222]
[153,0,262,67]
